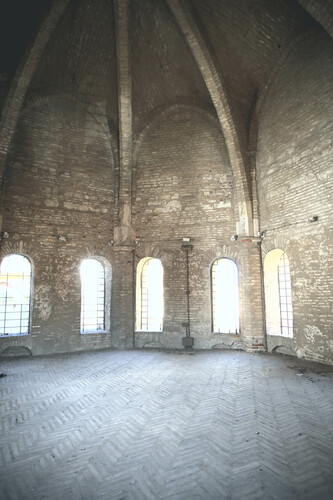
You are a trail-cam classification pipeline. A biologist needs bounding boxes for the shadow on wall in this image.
[1,346,32,357]
[272,345,297,357]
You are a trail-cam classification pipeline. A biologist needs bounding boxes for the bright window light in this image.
[264,249,293,338]
[137,258,163,332]
[0,254,32,335]
[212,258,239,333]
[278,253,293,337]
[80,259,105,333]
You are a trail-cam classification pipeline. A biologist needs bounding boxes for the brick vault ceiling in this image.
[0,0,328,142]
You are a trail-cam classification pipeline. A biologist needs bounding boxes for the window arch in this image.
[136,257,164,332]
[211,258,239,334]
[264,249,293,337]
[80,258,111,333]
[0,254,32,336]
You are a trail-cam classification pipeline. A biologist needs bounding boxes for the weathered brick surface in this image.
[0,97,115,355]
[29,0,118,125]
[131,0,211,136]
[191,0,311,154]
[0,0,331,362]
[257,32,333,364]
[132,105,263,349]
[111,247,135,349]
[133,107,234,242]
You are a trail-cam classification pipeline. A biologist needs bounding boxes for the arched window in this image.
[211,258,239,333]
[80,258,108,333]
[0,254,32,336]
[264,249,293,337]
[136,257,163,332]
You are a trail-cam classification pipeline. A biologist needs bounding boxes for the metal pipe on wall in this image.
[181,243,194,347]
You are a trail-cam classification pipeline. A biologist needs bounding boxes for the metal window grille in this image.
[278,253,293,337]
[212,258,239,334]
[80,259,105,333]
[211,261,218,332]
[141,262,149,331]
[140,258,163,331]
[0,255,31,336]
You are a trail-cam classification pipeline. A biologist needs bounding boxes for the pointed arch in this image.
[0,0,70,192]
[167,0,253,235]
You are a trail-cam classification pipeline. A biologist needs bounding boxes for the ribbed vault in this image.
[1,0,328,237]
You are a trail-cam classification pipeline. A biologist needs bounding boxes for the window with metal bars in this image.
[278,253,293,337]
[80,259,105,333]
[136,257,163,332]
[0,254,32,336]
[211,258,239,334]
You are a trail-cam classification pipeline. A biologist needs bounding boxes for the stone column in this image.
[111,246,135,348]
[239,238,265,351]
[114,0,135,247]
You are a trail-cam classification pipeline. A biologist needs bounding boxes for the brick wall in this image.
[257,31,333,364]
[0,97,115,354]
[0,0,330,361]
[132,106,263,350]
[0,101,265,354]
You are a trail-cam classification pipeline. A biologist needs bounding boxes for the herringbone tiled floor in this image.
[0,349,332,500]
